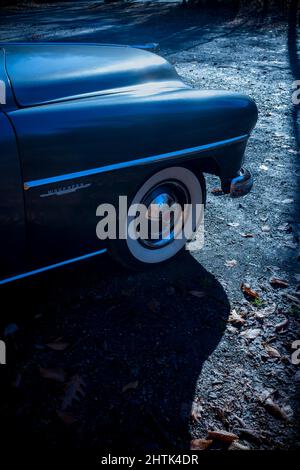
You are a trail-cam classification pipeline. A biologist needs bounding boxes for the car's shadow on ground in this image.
[2,251,230,451]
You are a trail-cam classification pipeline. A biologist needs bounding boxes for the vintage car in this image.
[0,43,257,285]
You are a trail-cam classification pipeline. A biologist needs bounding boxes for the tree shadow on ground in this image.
[287,0,300,274]
[0,1,240,53]
[288,0,300,148]
[1,250,230,451]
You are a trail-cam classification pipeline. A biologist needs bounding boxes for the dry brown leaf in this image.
[227,222,240,227]
[207,430,239,443]
[259,164,268,171]
[228,309,246,325]
[227,325,238,334]
[282,198,294,204]
[263,343,281,358]
[211,188,223,195]
[270,277,289,288]
[282,293,300,305]
[225,259,237,268]
[278,223,290,232]
[255,303,276,320]
[263,398,290,421]
[241,283,260,301]
[189,290,206,298]
[275,318,289,332]
[190,439,213,450]
[122,380,138,393]
[57,411,77,426]
[191,401,203,423]
[283,241,298,249]
[240,328,261,340]
[61,374,85,411]
[147,299,160,313]
[240,232,254,238]
[229,441,250,450]
[259,303,276,316]
[46,339,69,351]
[39,367,66,382]
[235,427,262,444]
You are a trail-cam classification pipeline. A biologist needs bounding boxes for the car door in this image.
[0,49,25,283]
[0,120,25,284]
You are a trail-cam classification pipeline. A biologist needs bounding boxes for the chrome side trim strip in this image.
[0,248,107,285]
[24,134,249,189]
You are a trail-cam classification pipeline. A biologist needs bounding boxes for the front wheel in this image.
[110,166,206,270]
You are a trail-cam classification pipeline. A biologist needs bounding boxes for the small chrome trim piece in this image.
[24,134,249,190]
[0,248,107,286]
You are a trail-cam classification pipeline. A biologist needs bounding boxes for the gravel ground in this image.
[1,1,299,451]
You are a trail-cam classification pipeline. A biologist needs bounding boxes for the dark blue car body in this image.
[0,43,257,284]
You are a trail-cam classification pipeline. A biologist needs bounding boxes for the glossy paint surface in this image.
[0,43,258,283]
[4,43,183,107]
[0,112,25,279]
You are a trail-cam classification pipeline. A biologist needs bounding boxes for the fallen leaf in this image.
[263,398,290,421]
[240,328,261,340]
[211,187,224,195]
[229,441,250,450]
[263,343,281,358]
[259,389,275,403]
[282,293,300,305]
[235,427,261,444]
[191,401,203,422]
[282,198,294,204]
[227,325,238,334]
[270,277,289,288]
[275,318,289,332]
[122,380,138,393]
[227,222,240,227]
[260,303,276,315]
[261,225,271,232]
[190,439,213,450]
[39,367,66,383]
[255,311,266,320]
[241,283,260,301]
[283,241,298,249]
[61,374,85,411]
[189,290,206,298]
[147,299,160,313]
[278,223,290,232]
[46,339,69,351]
[240,232,254,238]
[228,309,246,325]
[259,164,268,171]
[255,303,276,319]
[225,259,237,268]
[207,430,239,443]
[57,411,77,426]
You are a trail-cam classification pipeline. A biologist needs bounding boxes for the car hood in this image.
[4,44,182,107]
